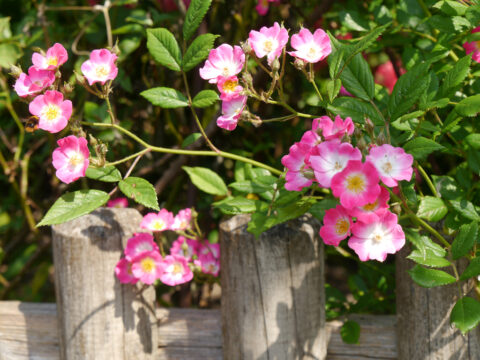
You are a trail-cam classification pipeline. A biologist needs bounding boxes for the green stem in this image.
[105,90,115,124]
[82,122,282,175]
[0,76,24,163]
[265,99,315,118]
[261,114,298,123]
[417,0,431,17]
[310,77,324,103]
[416,163,439,197]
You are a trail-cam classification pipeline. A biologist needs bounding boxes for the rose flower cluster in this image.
[115,208,220,286]
[281,116,413,262]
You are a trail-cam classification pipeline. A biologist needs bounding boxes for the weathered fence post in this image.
[52,207,157,360]
[396,246,480,359]
[220,214,326,360]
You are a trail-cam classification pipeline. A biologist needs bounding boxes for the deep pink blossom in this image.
[170,236,198,261]
[32,43,68,70]
[159,255,194,286]
[217,76,243,101]
[463,26,480,63]
[248,22,289,65]
[140,209,174,232]
[52,135,90,184]
[319,205,353,246]
[115,258,138,284]
[347,186,390,222]
[14,66,55,97]
[199,44,245,83]
[217,95,247,131]
[29,90,72,133]
[125,233,159,261]
[366,144,413,187]
[107,197,129,208]
[198,252,220,277]
[348,211,405,262]
[255,0,279,15]
[331,160,381,209]
[197,242,220,259]
[314,115,354,141]
[289,28,331,63]
[281,142,315,191]
[81,49,118,85]
[131,251,164,285]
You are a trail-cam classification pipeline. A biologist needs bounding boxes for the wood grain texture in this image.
[220,214,327,360]
[51,207,157,360]
[396,246,480,360]
[0,301,398,359]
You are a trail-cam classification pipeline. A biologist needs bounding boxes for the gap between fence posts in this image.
[51,207,158,360]
[220,214,326,360]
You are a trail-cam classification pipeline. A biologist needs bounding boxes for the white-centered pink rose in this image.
[14,66,55,97]
[348,210,405,262]
[52,135,90,184]
[81,49,118,85]
[248,22,289,66]
[198,252,220,277]
[347,187,390,222]
[115,258,138,284]
[131,251,164,285]
[159,255,193,286]
[314,115,354,141]
[289,28,332,63]
[198,242,220,259]
[29,90,72,133]
[124,233,159,261]
[199,44,245,84]
[170,236,198,261]
[140,209,174,232]
[217,76,243,101]
[319,205,353,246]
[32,43,68,70]
[366,144,413,187]
[281,141,315,191]
[217,95,247,131]
[171,209,193,231]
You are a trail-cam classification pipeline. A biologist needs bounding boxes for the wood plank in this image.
[0,301,398,359]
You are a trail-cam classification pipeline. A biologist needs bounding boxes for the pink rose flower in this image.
[197,242,220,259]
[52,135,90,184]
[347,187,390,222]
[319,205,353,246]
[170,236,198,261]
[171,209,192,231]
[198,252,220,277]
[281,141,315,191]
[14,66,55,97]
[131,251,164,285]
[125,233,159,261]
[159,255,194,286]
[331,160,381,209]
[348,210,405,262]
[217,76,243,101]
[140,209,174,232]
[199,44,245,84]
[309,141,362,188]
[107,197,129,208]
[216,95,247,131]
[115,258,138,284]
[289,28,332,63]
[314,115,354,141]
[80,49,118,85]
[255,0,279,16]
[29,90,72,133]
[248,22,289,66]
[463,26,480,63]
[366,144,414,187]
[32,43,68,71]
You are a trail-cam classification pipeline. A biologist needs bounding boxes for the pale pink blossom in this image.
[170,236,198,261]
[198,252,220,277]
[309,141,362,188]
[348,210,405,262]
[255,0,280,16]
[80,49,118,85]
[331,160,381,209]
[347,186,390,222]
[199,44,245,83]
[171,209,193,231]
[319,205,353,246]
[217,95,247,131]
[314,115,354,141]
[197,242,220,259]
[140,209,174,232]
[217,76,243,101]
[300,129,322,147]
[159,255,194,286]
[28,90,72,133]
[115,258,138,284]
[52,135,90,184]
[289,28,331,63]
[248,22,289,65]
[366,144,413,187]
[125,233,159,261]
[107,197,129,208]
[14,66,55,97]
[131,251,164,285]
[32,43,68,70]
[281,142,315,191]
[463,26,480,63]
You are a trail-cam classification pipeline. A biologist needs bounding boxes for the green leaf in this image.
[37,190,109,226]
[351,23,390,55]
[408,265,456,287]
[460,257,480,280]
[0,44,21,69]
[417,196,448,222]
[439,55,471,98]
[450,297,480,334]
[182,33,218,71]
[455,95,480,117]
[183,166,228,196]
[433,1,468,16]
[450,200,480,221]
[408,250,451,268]
[183,0,212,41]
[388,62,430,121]
[326,79,342,103]
[181,133,202,148]
[327,97,383,125]
[229,180,272,194]
[192,90,219,108]
[432,175,464,200]
[85,166,122,182]
[339,10,369,31]
[406,229,447,258]
[452,222,478,259]
[140,87,189,108]
[340,320,361,344]
[118,177,159,210]
[465,134,480,150]
[146,28,181,71]
[403,137,445,160]
[213,196,257,215]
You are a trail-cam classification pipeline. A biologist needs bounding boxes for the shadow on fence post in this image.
[220,214,326,360]
[396,246,480,359]
[51,207,158,360]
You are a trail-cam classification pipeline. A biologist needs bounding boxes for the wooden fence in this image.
[0,207,477,359]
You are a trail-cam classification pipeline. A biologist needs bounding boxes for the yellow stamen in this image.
[362,200,379,212]
[68,153,84,167]
[223,79,238,93]
[308,47,317,58]
[334,161,343,170]
[373,234,383,243]
[47,57,58,67]
[345,174,366,194]
[382,162,392,174]
[263,40,273,52]
[43,105,60,121]
[335,218,349,235]
[141,258,155,273]
[172,263,183,274]
[153,221,165,231]
[222,67,230,77]
[95,65,109,78]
